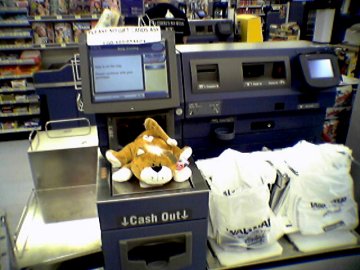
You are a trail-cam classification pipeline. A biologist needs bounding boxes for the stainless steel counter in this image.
[14,185,101,269]
[206,231,360,269]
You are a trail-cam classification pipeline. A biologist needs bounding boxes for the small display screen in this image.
[308,59,334,79]
[89,41,170,103]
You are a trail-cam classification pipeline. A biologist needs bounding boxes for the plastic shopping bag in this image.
[196,149,284,249]
[286,169,358,235]
[208,184,284,248]
[274,141,358,235]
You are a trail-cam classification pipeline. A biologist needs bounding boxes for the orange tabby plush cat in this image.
[106,118,192,188]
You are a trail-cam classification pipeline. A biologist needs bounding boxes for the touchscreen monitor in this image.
[79,31,179,113]
[299,54,340,88]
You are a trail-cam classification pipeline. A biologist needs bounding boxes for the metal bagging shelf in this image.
[13,186,101,269]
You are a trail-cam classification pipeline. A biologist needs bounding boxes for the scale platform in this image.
[111,173,192,197]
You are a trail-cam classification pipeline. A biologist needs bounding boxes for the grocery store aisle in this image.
[0,139,34,238]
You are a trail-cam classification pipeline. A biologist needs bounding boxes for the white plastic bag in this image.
[286,169,358,235]
[273,141,358,235]
[209,184,284,248]
[196,149,284,249]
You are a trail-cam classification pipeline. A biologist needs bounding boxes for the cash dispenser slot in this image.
[120,233,192,270]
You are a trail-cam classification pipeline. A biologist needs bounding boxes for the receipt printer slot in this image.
[120,233,192,270]
[196,64,219,84]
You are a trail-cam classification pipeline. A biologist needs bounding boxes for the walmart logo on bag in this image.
[226,218,271,236]
[310,196,348,210]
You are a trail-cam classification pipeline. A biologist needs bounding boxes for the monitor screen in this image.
[308,59,334,79]
[90,41,170,103]
[299,53,340,89]
[79,31,179,113]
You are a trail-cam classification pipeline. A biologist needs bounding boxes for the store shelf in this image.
[0,43,81,51]
[0,126,40,134]
[0,7,28,15]
[28,14,100,22]
[0,74,33,80]
[0,99,39,105]
[0,6,43,139]
[0,20,30,27]
[0,31,32,39]
[0,111,40,117]
[34,43,80,50]
[237,5,263,8]
[0,59,36,66]
[0,44,34,51]
[0,84,36,93]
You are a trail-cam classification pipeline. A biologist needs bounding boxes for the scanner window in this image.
[242,63,264,79]
[196,26,206,33]
[195,26,214,34]
[242,61,286,80]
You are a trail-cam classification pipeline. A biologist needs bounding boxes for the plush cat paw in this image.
[174,166,192,182]
[112,167,132,182]
[106,150,122,168]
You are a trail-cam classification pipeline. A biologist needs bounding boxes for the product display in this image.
[32,22,55,44]
[49,0,68,15]
[72,22,91,43]
[90,0,102,14]
[29,0,50,16]
[0,5,42,134]
[68,0,91,15]
[54,22,73,43]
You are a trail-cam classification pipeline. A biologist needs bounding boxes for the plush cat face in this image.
[130,135,178,185]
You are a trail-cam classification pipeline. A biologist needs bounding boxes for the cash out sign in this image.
[119,209,190,228]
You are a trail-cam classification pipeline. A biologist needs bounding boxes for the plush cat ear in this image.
[137,148,145,156]
[166,138,177,146]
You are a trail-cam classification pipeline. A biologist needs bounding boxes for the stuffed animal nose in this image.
[152,165,162,172]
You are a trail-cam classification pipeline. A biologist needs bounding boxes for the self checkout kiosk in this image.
[175,41,340,159]
[187,19,234,43]
[79,31,209,270]
[79,29,340,269]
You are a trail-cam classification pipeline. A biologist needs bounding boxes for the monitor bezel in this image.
[299,53,340,88]
[79,31,180,113]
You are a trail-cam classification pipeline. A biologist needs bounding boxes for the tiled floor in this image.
[0,139,34,239]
